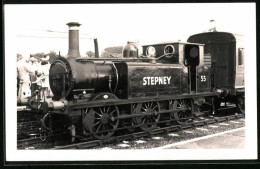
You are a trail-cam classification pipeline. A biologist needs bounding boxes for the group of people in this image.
[17,54,52,100]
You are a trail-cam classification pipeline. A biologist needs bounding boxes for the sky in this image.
[5,3,254,57]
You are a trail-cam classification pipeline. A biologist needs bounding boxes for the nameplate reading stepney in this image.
[143,76,171,85]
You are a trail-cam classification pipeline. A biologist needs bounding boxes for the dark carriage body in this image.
[187,32,245,95]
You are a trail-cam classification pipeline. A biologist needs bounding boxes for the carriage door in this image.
[184,44,200,93]
[236,48,244,87]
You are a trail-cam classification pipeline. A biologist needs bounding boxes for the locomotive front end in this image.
[49,22,117,101]
[50,58,94,100]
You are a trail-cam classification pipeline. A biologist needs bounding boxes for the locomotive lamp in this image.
[164,45,175,58]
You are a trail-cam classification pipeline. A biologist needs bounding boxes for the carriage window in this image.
[238,48,244,66]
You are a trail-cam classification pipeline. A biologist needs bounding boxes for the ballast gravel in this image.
[96,117,245,150]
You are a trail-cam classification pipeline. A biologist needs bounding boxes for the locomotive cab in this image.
[142,42,211,94]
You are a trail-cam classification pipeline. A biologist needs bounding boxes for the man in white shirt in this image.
[17,54,34,99]
[29,57,38,94]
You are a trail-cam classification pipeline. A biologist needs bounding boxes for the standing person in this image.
[29,57,38,94]
[41,55,53,97]
[17,54,34,99]
[17,54,22,96]
[36,60,51,100]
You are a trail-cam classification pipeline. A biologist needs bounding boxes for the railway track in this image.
[50,113,244,150]
[17,105,244,150]
[17,132,71,149]
[17,109,42,139]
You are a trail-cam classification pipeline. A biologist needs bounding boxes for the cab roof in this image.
[142,41,204,47]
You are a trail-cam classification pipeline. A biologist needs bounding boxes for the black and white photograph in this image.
[4,3,257,162]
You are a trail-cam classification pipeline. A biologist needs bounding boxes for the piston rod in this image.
[111,108,189,121]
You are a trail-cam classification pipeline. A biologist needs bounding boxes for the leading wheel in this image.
[133,101,160,131]
[84,106,119,140]
[170,99,193,125]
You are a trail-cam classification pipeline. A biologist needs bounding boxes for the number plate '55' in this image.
[200,75,207,82]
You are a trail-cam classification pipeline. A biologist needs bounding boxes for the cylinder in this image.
[48,100,68,110]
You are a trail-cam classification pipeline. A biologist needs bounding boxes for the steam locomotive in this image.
[27,22,245,140]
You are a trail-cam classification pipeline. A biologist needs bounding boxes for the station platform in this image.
[158,128,245,149]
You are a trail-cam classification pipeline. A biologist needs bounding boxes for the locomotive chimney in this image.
[94,38,99,58]
[66,22,81,58]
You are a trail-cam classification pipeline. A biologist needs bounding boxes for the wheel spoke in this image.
[177,103,181,109]
[95,124,102,132]
[109,109,116,116]
[95,111,102,117]
[144,103,148,108]
[99,107,104,114]
[179,100,183,105]
[106,106,110,114]
[94,121,101,126]
[148,102,151,107]
[84,108,89,115]
[141,118,146,124]
[152,105,158,110]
